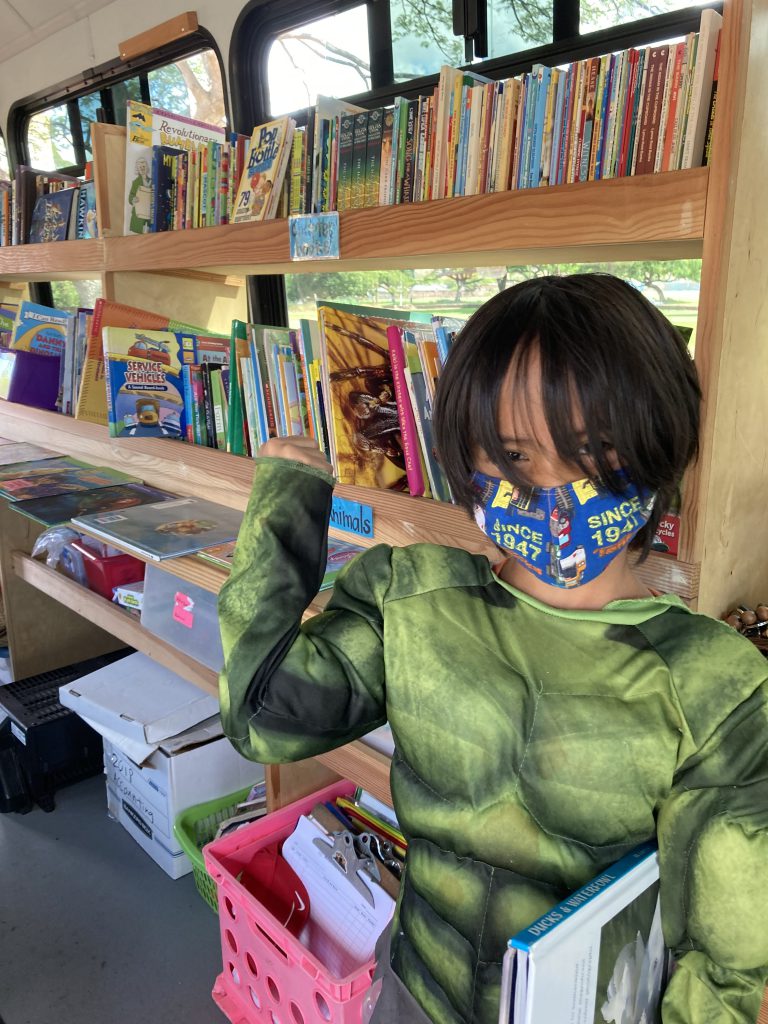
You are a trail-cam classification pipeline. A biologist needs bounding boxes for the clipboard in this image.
[282,815,395,977]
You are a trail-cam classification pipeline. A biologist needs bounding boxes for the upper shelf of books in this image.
[0,168,707,281]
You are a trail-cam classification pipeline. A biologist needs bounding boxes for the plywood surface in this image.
[689,0,768,616]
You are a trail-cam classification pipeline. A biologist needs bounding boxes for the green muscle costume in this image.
[218,459,768,1024]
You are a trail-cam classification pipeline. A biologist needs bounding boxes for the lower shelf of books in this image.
[10,550,394,807]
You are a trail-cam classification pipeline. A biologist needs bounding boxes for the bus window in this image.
[19,45,226,176]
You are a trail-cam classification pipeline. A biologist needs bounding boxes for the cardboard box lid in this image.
[59,651,219,745]
[85,712,224,765]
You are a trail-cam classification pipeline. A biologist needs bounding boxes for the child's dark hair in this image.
[432,273,701,559]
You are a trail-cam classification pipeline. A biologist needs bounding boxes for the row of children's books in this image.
[122,101,265,234]
[120,8,720,237]
[0,444,366,582]
[0,292,456,497]
[0,167,99,245]
[298,8,720,214]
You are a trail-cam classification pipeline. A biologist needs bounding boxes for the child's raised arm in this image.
[217,446,390,765]
[658,635,768,1023]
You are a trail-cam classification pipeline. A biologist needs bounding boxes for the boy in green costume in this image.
[218,275,768,1023]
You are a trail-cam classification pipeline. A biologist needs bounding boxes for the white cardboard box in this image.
[58,650,262,878]
[103,725,262,879]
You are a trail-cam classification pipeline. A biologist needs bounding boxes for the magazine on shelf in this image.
[10,482,175,527]
[498,842,669,1024]
[0,459,134,502]
[71,495,244,561]
[197,535,365,590]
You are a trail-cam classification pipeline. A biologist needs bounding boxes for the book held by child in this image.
[498,843,667,1024]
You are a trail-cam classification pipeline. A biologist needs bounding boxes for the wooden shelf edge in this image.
[106,170,707,274]
[314,740,393,807]
[0,238,104,281]
[10,551,219,695]
[0,170,707,280]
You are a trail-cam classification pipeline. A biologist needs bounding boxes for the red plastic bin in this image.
[203,779,376,1024]
[70,538,145,600]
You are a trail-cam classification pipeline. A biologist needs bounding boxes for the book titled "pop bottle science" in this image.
[231,117,295,224]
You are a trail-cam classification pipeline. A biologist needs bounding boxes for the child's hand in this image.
[258,437,334,476]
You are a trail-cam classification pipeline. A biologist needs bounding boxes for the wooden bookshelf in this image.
[0,169,707,284]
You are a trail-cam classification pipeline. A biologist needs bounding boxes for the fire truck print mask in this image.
[471,469,654,588]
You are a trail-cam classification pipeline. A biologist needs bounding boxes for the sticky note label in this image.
[172,591,195,628]
[289,212,340,261]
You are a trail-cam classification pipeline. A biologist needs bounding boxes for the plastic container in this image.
[141,563,223,671]
[70,537,145,600]
[174,785,255,912]
[0,650,128,812]
[204,779,375,1024]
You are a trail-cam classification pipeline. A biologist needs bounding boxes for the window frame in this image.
[7,27,228,177]
[232,0,720,127]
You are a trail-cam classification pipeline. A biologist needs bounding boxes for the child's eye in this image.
[576,440,613,457]
[505,450,528,462]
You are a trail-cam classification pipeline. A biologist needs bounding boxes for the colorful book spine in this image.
[365,108,384,208]
[350,112,369,210]
[387,325,425,497]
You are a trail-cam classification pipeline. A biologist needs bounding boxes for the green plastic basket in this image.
[174,785,256,913]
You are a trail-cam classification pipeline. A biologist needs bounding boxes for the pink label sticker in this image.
[172,591,195,628]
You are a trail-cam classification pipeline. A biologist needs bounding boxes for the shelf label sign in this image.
[289,212,340,261]
[331,495,374,538]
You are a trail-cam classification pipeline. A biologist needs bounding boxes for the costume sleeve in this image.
[217,457,390,764]
[658,658,768,1023]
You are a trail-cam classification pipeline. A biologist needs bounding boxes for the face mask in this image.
[472,469,654,589]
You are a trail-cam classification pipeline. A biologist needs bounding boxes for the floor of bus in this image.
[0,773,224,1024]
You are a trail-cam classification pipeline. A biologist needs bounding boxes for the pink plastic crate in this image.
[203,779,376,1024]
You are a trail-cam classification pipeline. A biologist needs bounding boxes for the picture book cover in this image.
[75,299,206,427]
[11,482,175,527]
[28,188,77,243]
[320,538,366,590]
[123,100,225,235]
[75,179,99,239]
[232,117,296,224]
[0,455,69,480]
[317,302,413,491]
[0,348,61,410]
[102,326,228,438]
[0,442,58,466]
[197,540,236,569]
[499,843,666,1024]
[71,496,244,561]
[0,301,19,333]
[10,301,74,358]
[0,459,135,502]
